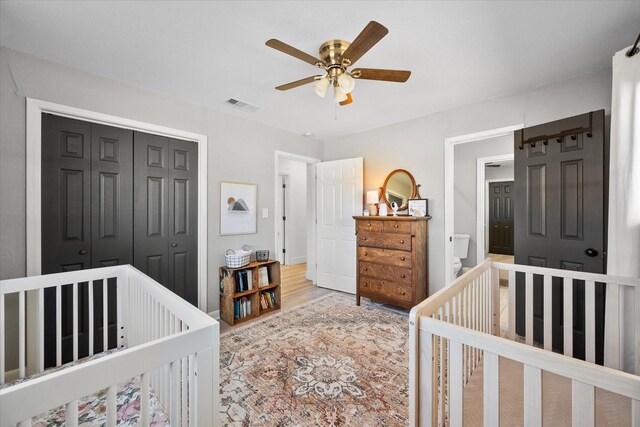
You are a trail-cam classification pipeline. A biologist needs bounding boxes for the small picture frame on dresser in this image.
[408,199,428,216]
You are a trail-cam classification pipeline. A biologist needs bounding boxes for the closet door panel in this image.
[133,132,169,286]
[168,139,198,305]
[91,124,133,268]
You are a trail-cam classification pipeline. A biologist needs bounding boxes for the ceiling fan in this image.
[266,21,411,106]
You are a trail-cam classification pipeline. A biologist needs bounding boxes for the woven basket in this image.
[225,246,252,268]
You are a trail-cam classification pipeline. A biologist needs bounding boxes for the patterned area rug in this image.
[220,293,410,426]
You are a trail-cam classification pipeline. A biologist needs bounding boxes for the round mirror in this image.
[381,169,417,212]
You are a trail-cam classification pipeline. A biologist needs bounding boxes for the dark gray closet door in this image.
[514,110,606,362]
[42,115,131,367]
[168,139,198,305]
[488,181,514,255]
[133,132,198,305]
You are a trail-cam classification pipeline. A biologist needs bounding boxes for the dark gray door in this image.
[514,110,607,362]
[488,181,514,255]
[42,115,131,366]
[133,132,198,305]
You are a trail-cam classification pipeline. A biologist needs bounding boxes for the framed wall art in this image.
[408,199,429,217]
[220,181,257,235]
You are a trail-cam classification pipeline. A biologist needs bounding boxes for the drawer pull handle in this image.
[394,224,399,228]
[401,290,406,296]
[400,256,406,261]
[401,274,406,278]
[364,267,368,271]
[364,283,368,287]
[400,239,405,244]
[362,237,367,241]
[363,252,368,256]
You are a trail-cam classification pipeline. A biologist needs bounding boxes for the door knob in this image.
[584,248,598,257]
[78,249,87,255]
[171,243,178,248]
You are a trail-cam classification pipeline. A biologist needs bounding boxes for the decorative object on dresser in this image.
[366,190,379,216]
[354,215,430,308]
[408,198,429,217]
[219,260,281,325]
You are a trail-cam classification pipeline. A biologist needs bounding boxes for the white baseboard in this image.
[207,310,220,320]
[289,256,307,265]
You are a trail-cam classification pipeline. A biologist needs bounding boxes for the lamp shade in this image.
[334,85,348,103]
[314,77,330,97]
[338,73,356,93]
[366,190,379,205]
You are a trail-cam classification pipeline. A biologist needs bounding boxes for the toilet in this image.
[453,234,471,277]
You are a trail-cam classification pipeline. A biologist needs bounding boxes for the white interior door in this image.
[316,158,363,293]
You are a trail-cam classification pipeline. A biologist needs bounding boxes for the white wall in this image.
[277,158,307,265]
[454,135,513,267]
[324,68,612,294]
[0,45,323,309]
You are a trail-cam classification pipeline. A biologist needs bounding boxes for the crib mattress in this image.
[2,352,170,427]
[462,356,631,426]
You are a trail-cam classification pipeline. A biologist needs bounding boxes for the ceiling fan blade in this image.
[275,75,321,91]
[351,68,411,82]
[341,21,389,66]
[266,39,322,67]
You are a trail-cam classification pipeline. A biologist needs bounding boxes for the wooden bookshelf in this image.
[219,260,281,325]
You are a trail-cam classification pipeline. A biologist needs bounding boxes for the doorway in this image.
[274,151,320,282]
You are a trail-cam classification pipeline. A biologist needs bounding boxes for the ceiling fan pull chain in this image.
[334,101,338,121]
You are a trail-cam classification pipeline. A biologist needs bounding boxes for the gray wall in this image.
[0,45,323,313]
[324,68,612,294]
[454,135,513,267]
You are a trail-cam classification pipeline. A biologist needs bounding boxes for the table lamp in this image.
[366,190,379,216]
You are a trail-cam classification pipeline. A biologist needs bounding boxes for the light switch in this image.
[262,208,269,218]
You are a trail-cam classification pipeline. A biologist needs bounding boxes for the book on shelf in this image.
[258,266,269,287]
[260,290,277,309]
[235,270,253,293]
[234,296,252,320]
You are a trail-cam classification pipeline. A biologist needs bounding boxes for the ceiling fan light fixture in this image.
[334,84,348,103]
[313,77,330,97]
[338,73,356,93]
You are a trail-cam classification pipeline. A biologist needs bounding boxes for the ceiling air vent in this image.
[225,98,259,113]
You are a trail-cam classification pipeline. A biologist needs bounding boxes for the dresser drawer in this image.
[382,220,412,234]
[359,261,411,284]
[357,219,383,233]
[359,277,412,304]
[357,231,411,251]
[358,247,411,268]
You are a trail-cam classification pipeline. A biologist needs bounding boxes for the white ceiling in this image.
[1,1,638,140]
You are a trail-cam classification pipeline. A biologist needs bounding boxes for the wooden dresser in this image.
[353,215,431,309]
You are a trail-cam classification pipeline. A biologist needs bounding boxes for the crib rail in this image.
[0,265,219,427]
[409,259,640,427]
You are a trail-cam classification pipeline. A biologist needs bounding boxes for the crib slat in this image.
[56,285,62,366]
[572,380,594,427]
[106,385,117,427]
[508,270,516,340]
[19,290,25,378]
[585,280,596,364]
[38,288,44,373]
[0,291,5,384]
[491,267,500,335]
[170,360,179,426]
[450,341,463,427]
[603,283,620,369]
[525,273,534,346]
[524,365,541,427]
[564,277,573,357]
[73,282,78,361]
[632,399,639,427]
[103,280,109,351]
[66,400,79,427]
[182,335,188,427]
[418,330,434,427]
[635,288,640,375]
[117,276,123,350]
[543,275,552,351]
[483,352,499,427]
[141,372,150,426]
[89,282,94,356]
[189,354,196,426]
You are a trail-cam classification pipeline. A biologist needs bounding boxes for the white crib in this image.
[0,265,220,427]
[409,259,640,426]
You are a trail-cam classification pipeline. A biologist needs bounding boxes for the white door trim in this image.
[443,124,523,285]
[26,98,209,312]
[274,151,320,282]
[476,155,514,263]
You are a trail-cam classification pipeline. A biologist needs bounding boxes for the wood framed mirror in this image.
[380,169,419,211]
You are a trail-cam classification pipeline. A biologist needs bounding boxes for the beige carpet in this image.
[219,293,410,426]
[462,356,631,426]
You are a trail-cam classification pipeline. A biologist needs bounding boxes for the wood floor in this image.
[219,262,332,334]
